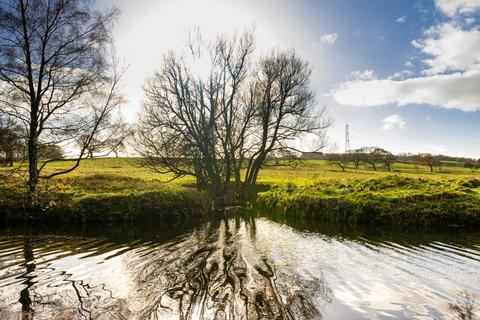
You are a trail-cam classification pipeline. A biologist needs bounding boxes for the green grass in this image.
[1,158,479,226]
[0,158,207,222]
[254,160,480,227]
[256,175,480,227]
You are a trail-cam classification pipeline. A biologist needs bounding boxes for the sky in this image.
[97,0,480,158]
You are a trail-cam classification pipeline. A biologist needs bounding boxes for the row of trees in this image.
[462,159,480,172]
[0,112,128,166]
[326,148,444,172]
[0,115,23,166]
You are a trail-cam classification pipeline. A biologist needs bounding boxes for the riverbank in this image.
[0,184,209,223]
[0,159,210,223]
[256,175,480,227]
[1,158,480,226]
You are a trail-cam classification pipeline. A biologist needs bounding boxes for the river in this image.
[0,215,479,319]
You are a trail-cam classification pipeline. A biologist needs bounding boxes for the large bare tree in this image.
[136,32,330,200]
[0,0,120,204]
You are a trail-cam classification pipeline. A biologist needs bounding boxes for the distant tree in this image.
[75,135,102,159]
[38,144,64,160]
[326,153,349,172]
[107,133,130,158]
[414,154,441,173]
[463,160,480,172]
[0,115,25,166]
[104,119,131,158]
[357,147,387,171]
[346,150,363,169]
[379,149,396,171]
[75,115,130,158]
[0,0,121,204]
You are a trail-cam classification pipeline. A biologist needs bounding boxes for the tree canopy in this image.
[136,32,330,200]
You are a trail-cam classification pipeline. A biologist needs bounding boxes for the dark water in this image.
[0,215,479,320]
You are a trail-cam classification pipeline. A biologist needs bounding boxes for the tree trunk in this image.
[27,113,39,206]
[6,149,13,167]
[27,140,38,206]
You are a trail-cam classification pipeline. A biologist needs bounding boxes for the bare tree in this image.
[346,149,363,169]
[75,135,102,159]
[137,32,255,193]
[357,147,386,171]
[106,119,131,158]
[74,113,129,158]
[326,153,349,172]
[37,143,63,159]
[136,31,330,200]
[414,154,441,173]
[242,50,330,189]
[0,0,120,205]
[379,149,395,171]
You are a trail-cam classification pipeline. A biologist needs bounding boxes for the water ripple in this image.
[0,217,479,319]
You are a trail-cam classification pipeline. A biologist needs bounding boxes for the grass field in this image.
[1,158,480,226]
[0,158,208,222]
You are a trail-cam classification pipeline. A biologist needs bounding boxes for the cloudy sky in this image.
[98,0,480,158]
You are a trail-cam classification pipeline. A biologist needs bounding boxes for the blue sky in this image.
[99,0,480,157]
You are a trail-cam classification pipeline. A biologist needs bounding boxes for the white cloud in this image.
[318,32,338,46]
[350,69,376,80]
[414,23,480,75]
[382,115,406,130]
[331,66,480,111]
[388,70,414,80]
[434,0,480,16]
[396,16,407,23]
[332,20,480,111]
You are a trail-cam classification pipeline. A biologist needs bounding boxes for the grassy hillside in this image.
[1,158,480,225]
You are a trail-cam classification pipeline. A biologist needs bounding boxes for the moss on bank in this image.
[255,176,480,227]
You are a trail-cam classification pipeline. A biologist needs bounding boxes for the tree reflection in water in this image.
[7,214,478,319]
[131,217,332,320]
[19,237,35,320]
[1,236,132,320]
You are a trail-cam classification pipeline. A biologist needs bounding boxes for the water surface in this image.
[0,215,479,319]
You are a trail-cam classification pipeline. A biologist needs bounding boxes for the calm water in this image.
[0,215,479,320]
